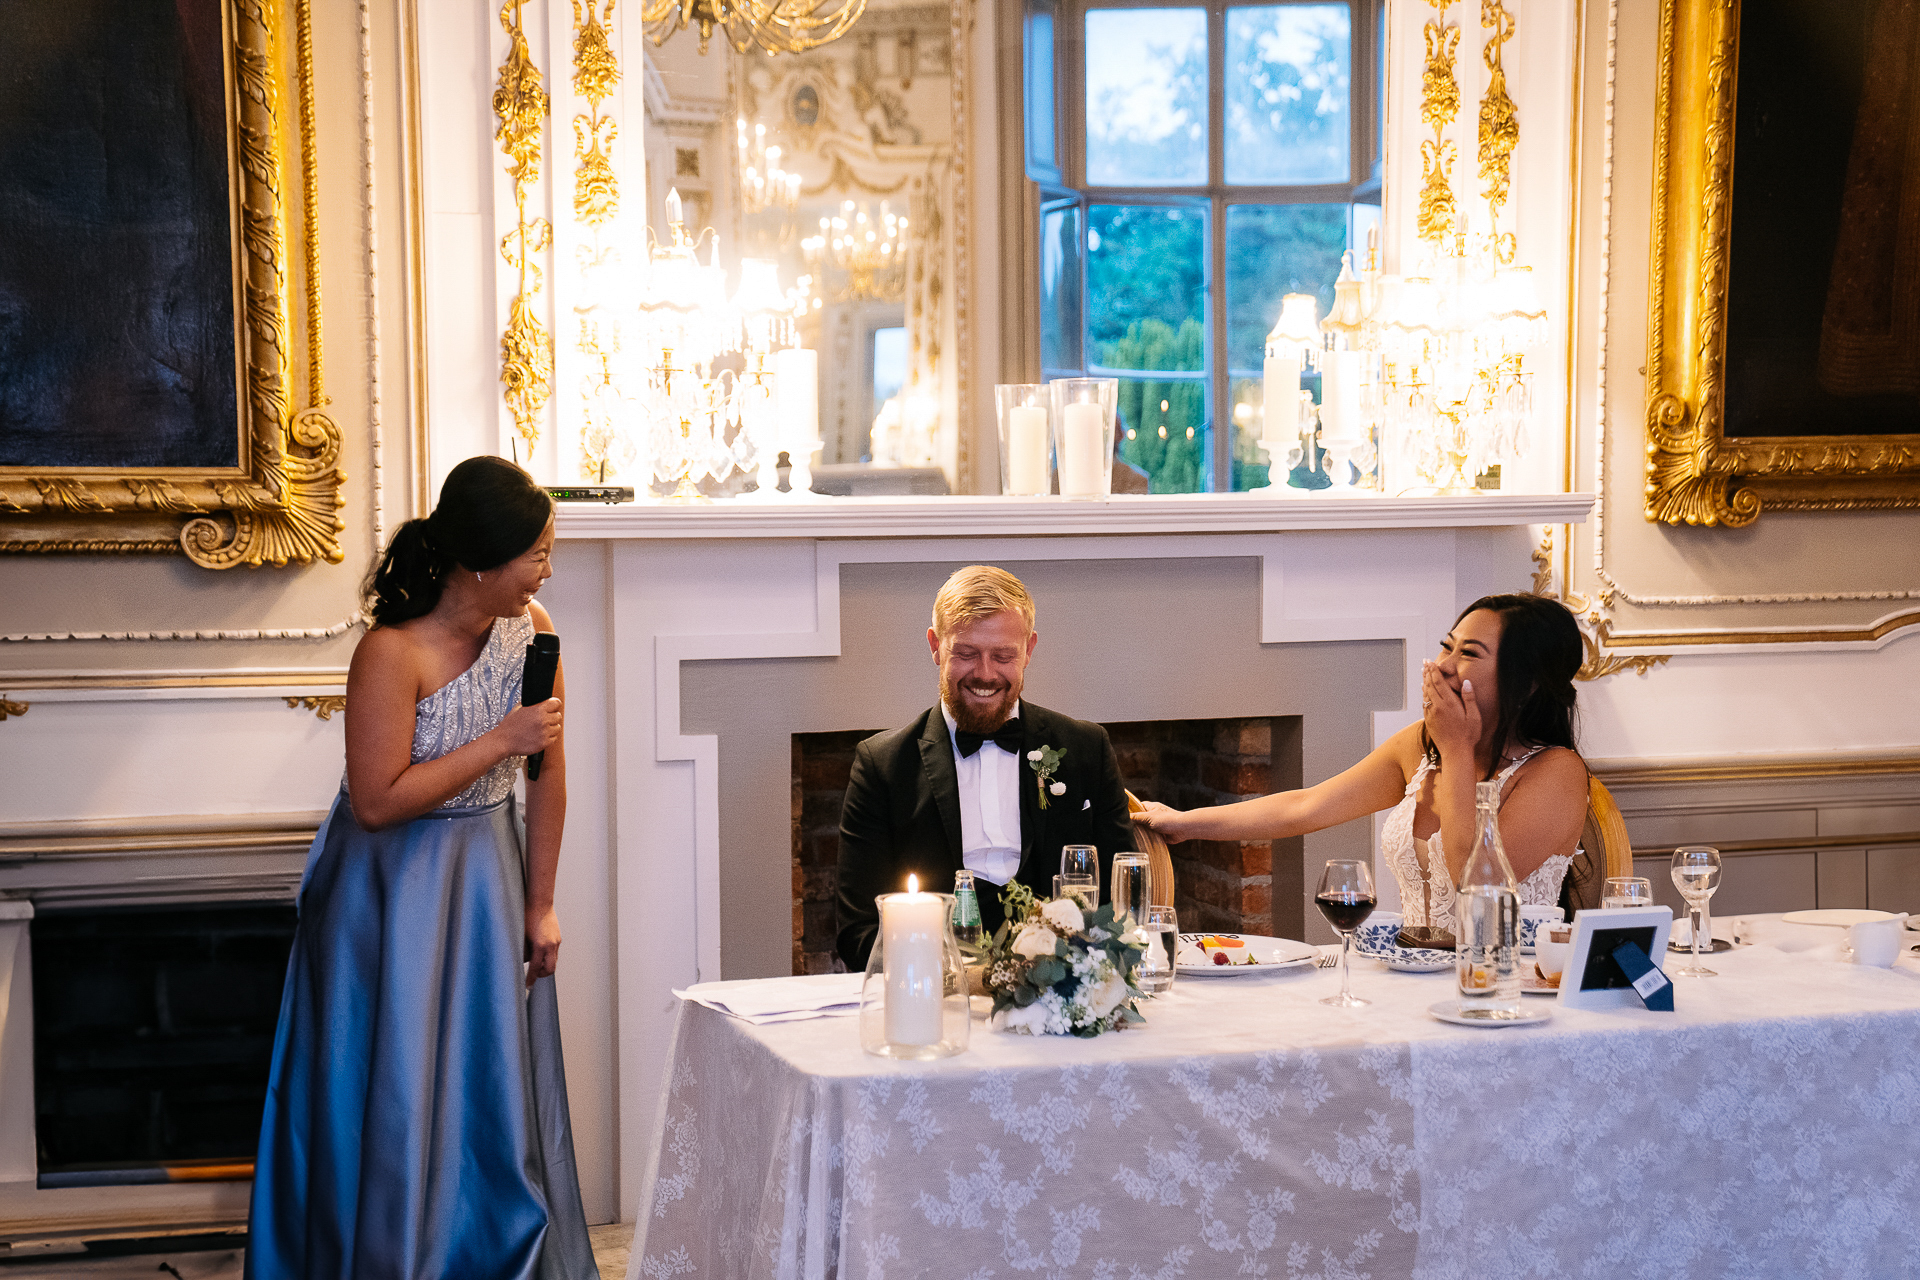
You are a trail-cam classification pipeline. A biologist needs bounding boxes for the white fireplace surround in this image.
[541,491,1593,1216]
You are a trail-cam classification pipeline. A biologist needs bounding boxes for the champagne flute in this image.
[1315,859,1376,1008]
[1669,846,1722,977]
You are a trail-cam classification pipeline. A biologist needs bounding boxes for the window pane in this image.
[1225,4,1351,185]
[1224,203,1348,490]
[1085,9,1208,187]
[1040,202,1083,372]
[1025,8,1057,176]
[1086,204,1209,492]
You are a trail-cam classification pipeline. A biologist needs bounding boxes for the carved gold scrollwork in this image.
[495,0,555,459]
[1531,527,1671,681]
[285,694,348,720]
[0,699,27,722]
[1418,16,1461,244]
[573,0,625,482]
[1477,0,1518,262]
[1643,0,1920,525]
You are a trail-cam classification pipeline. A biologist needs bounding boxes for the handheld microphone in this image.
[521,632,561,780]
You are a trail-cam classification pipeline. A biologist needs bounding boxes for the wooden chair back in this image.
[1124,791,1178,908]
[1565,774,1634,913]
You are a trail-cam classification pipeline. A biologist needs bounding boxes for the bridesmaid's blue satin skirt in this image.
[246,793,599,1280]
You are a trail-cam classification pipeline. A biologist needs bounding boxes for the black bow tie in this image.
[955,717,1024,758]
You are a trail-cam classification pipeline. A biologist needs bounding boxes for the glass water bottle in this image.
[951,869,984,952]
[1455,780,1523,1019]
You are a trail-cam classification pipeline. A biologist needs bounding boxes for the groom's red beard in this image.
[941,670,1022,735]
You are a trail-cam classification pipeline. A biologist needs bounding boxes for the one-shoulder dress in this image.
[247,613,598,1280]
[1379,745,1573,932]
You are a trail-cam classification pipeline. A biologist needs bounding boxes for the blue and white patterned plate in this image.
[1355,942,1455,972]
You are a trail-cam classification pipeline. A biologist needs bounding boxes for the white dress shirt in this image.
[941,700,1024,885]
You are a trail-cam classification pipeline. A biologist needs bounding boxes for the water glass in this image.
[1138,905,1177,994]
[1060,844,1100,886]
[1110,852,1151,930]
[1669,846,1722,977]
[1053,873,1097,909]
[1602,876,1654,910]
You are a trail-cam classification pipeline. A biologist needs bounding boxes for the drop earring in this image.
[476,572,483,584]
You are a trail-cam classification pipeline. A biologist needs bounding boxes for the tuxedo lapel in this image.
[1016,706,1046,883]
[918,710,964,867]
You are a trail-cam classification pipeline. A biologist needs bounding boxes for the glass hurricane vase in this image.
[859,891,971,1059]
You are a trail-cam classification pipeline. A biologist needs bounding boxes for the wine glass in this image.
[1060,845,1100,897]
[1670,846,1722,977]
[1315,859,1377,1008]
[1602,876,1654,910]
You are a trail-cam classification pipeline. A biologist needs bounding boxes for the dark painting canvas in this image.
[0,0,240,469]
[1723,0,1920,438]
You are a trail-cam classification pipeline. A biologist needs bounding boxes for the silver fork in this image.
[1316,948,1340,969]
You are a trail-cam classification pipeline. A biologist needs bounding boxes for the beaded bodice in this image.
[344,613,533,810]
[1379,746,1573,930]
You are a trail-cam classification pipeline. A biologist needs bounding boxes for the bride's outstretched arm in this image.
[1139,727,1417,843]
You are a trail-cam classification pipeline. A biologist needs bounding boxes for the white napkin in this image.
[675,972,865,1025]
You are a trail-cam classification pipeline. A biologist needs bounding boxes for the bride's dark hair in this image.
[1424,593,1582,778]
[364,456,553,627]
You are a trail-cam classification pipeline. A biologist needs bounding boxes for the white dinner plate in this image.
[1781,909,1901,928]
[1175,933,1318,975]
[1428,1000,1552,1028]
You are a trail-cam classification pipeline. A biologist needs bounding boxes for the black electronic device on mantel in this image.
[522,632,561,780]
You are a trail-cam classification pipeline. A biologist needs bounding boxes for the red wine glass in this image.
[1315,859,1377,1008]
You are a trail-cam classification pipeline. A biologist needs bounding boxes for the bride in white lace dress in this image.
[1141,594,1590,934]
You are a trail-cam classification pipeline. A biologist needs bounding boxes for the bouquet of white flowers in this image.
[979,881,1147,1037]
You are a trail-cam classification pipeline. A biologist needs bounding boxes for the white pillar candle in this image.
[1321,350,1364,445]
[882,875,945,1046]
[1006,405,1050,495]
[774,348,820,452]
[1058,401,1106,497]
[1263,347,1300,446]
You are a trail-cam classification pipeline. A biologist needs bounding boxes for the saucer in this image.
[1428,999,1551,1028]
[1358,943,1455,973]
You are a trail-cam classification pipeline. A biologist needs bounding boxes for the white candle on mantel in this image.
[1320,350,1365,445]
[883,874,945,1046]
[773,348,820,453]
[1007,406,1050,495]
[1263,347,1300,447]
[1058,401,1106,497]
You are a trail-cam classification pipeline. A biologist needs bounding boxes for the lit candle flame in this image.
[907,874,919,894]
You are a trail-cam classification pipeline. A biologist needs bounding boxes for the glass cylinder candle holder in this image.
[1048,378,1118,499]
[860,887,970,1059]
[995,384,1054,496]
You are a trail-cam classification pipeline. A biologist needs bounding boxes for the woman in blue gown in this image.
[248,456,599,1280]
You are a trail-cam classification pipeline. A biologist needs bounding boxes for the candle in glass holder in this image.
[1058,401,1106,496]
[1007,406,1049,495]
[882,875,944,1046]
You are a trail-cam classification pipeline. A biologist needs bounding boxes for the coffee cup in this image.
[1356,911,1403,955]
[1849,915,1907,967]
[1518,904,1565,952]
[1534,924,1573,983]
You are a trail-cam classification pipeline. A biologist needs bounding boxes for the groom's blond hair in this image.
[931,565,1036,639]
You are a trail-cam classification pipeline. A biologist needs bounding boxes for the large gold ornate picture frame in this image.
[1643,0,1920,528]
[0,0,343,568]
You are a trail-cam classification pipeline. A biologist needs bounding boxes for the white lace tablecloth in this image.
[630,918,1920,1279]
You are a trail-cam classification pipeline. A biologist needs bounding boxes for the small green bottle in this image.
[952,870,984,950]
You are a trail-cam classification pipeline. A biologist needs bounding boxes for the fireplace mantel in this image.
[555,491,1595,540]
[544,492,1593,1221]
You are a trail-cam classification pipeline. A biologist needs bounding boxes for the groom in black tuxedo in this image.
[835,565,1134,970]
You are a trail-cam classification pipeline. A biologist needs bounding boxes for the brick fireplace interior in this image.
[791,716,1304,974]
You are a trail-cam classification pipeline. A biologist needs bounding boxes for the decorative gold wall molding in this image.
[1417,9,1461,244]
[0,0,345,568]
[1642,0,1920,526]
[1532,526,1670,680]
[1476,0,1518,261]
[285,694,348,720]
[573,0,626,482]
[494,0,555,459]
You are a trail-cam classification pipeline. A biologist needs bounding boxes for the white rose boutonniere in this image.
[1029,744,1067,809]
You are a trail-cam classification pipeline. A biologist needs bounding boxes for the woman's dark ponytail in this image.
[362,456,552,628]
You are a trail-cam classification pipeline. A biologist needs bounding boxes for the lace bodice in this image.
[1379,746,1573,930]
[342,612,533,810]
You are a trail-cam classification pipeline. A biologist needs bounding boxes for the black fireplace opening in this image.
[31,903,296,1187]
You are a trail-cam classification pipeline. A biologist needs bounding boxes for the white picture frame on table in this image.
[1557,906,1675,1010]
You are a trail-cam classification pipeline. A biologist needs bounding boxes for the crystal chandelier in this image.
[802,201,907,302]
[638,190,812,502]
[736,118,801,218]
[640,0,866,56]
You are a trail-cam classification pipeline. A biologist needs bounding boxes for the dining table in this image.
[628,915,1920,1279]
